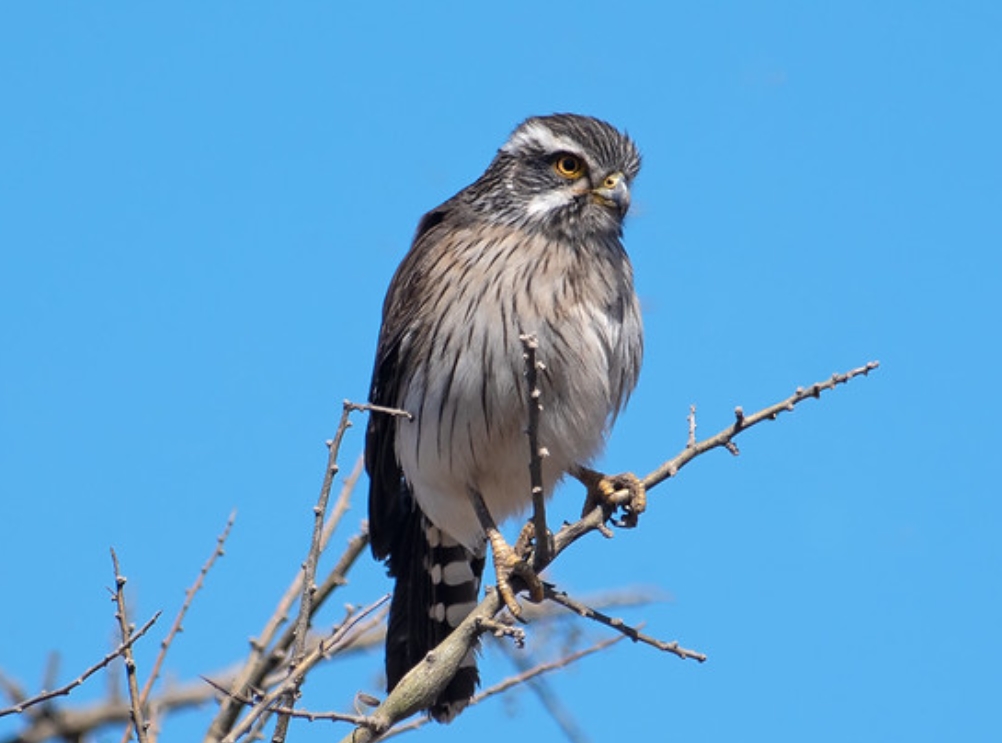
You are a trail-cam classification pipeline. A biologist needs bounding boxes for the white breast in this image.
[395,228,641,551]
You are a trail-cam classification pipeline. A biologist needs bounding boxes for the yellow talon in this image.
[573,466,647,528]
[487,529,544,619]
[468,488,545,619]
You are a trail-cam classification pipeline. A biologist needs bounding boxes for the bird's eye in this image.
[553,154,585,179]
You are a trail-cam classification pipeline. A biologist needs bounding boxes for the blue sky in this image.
[1,3,999,742]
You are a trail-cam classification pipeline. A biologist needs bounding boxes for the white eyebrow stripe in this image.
[502,121,582,155]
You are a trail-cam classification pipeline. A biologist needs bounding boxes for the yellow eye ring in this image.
[553,154,585,179]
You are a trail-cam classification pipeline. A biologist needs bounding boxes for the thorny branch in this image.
[116,511,236,743]
[217,596,389,743]
[206,403,402,742]
[493,633,608,743]
[109,549,150,743]
[4,361,879,743]
[643,362,880,492]
[199,677,371,727]
[379,633,626,740]
[0,590,646,743]
[336,360,880,743]
[271,402,355,743]
[543,585,705,662]
[144,513,234,706]
[520,333,552,568]
[0,614,160,719]
[205,458,366,741]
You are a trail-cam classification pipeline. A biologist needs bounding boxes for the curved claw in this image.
[468,487,545,619]
[573,466,647,528]
[490,533,544,620]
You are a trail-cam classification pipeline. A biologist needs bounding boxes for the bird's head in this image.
[469,114,642,240]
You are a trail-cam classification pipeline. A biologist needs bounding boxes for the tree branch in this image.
[543,586,705,662]
[5,362,879,743]
[140,512,235,709]
[336,361,880,742]
[642,361,880,492]
[109,549,150,743]
[272,402,358,743]
[218,596,389,743]
[204,455,365,742]
[520,333,551,567]
[0,614,160,720]
[380,634,626,740]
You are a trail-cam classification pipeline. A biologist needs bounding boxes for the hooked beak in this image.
[591,171,631,216]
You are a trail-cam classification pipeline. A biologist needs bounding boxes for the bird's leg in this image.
[571,465,647,530]
[467,488,544,619]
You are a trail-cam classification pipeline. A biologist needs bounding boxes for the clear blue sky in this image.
[2,3,999,742]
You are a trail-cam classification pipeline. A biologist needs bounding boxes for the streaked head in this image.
[468,114,641,238]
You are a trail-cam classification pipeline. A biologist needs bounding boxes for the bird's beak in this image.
[591,172,631,216]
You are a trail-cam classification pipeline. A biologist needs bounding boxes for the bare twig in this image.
[0,670,27,708]
[142,513,235,708]
[0,614,160,719]
[381,634,625,740]
[336,362,879,742]
[219,596,389,743]
[4,585,655,743]
[40,656,59,706]
[117,513,236,743]
[481,634,624,706]
[498,641,589,743]
[553,365,883,562]
[543,586,706,662]
[12,364,871,743]
[344,401,413,420]
[273,402,359,743]
[643,361,881,491]
[109,549,150,743]
[2,680,209,743]
[205,457,365,742]
[323,456,365,551]
[268,528,372,672]
[201,677,372,727]
[520,333,551,567]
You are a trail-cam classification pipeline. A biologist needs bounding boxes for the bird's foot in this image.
[573,466,647,532]
[513,519,555,572]
[486,527,545,620]
[468,487,545,619]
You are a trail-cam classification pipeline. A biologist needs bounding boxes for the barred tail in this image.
[384,510,485,722]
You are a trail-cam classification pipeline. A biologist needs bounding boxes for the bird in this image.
[365,113,644,722]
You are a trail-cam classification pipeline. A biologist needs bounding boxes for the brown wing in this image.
[365,205,451,561]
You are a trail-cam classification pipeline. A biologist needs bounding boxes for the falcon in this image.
[366,113,643,721]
